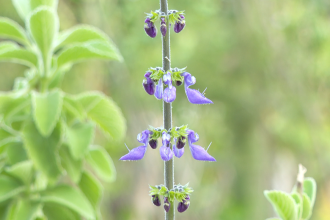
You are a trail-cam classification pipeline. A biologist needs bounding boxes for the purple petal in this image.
[164,197,170,212]
[120,145,147,161]
[137,130,152,145]
[149,139,158,149]
[173,140,184,158]
[163,86,176,103]
[144,20,157,38]
[189,144,216,161]
[160,17,167,36]
[143,78,155,95]
[187,130,199,144]
[160,144,173,161]
[162,131,171,145]
[182,72,213,104]
[154,78,163,100]
[163,72,172,85]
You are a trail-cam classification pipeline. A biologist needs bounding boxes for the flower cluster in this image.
[143,67,213,104]
[120,125,216,162]
[149,184,193,213]
[144,10,186,38]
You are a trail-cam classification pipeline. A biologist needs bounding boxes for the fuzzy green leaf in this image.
[41,185,95,219]
[303,177,317,208]
[32,90,62,137]
[62,95,84,120]
[0,43,38,67]
[6,142,28,165]
[22,121,62,183]
[86,145,116,182]
[77,92,126,140]
[66,122,94,159]
[0,175,24,202]
[12,0,58,20]
[57,40,122,68]
[59,144,82,183]
[43,203,80,220]
[0,18,29,45]
[13,199,40,220]
[302,193,312,220]
[79,172,103,210]
[5,160,33,185]
[291,193,302,220]
[264,190,297,220]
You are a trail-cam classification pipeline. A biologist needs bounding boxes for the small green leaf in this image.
[302,193,312,220]
[43,203,80,220]
[59,144,82,183]
[41,185,95,219]
[22,121,62,183]
[0,43,38,67]
[66,122,94,159]
[57,40,122,68]
[264,190,297,220]
[32,89,63,136]
[291,193,302,220]
[13,199,40,220]
[56,25,108,48]
[303,177,317,208]
[77,92,126,140]
[0,18,29,45]
[86,145,116,182]
[0,175,24,202]
[6,142,28,165]
[30,0,58,10]
[79,172,103,210]
[12,0,58,20]
[5,160,33,185]
[62,95,84,120]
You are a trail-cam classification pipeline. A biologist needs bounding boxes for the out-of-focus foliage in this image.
[0,0,125,219]
[2,0,330,219]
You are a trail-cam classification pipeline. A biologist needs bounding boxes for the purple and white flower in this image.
[174,14,185,33]
[144,17,157,38]
[143,71,155,95]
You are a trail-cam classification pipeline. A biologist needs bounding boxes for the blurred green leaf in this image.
[59,144,82,183]
[0,175,24,202]
[56,25,108,48]
[303,177,316,208]
[56,40,122,68]
[0,18,29,45]
[22,121,62,183]
[6,142,28,165]
[291,193,302,220]
[77,91,126,140]
[12,0,58,20]
[5,160,33,185]
[30,0,58,10]
[264,190,297,220]
[32,90,62,136]
[66,122,94,159]
[79,171,103,210]
[6,201,18,220]
[13,199,40,220]
[0,42,37,67]
[43,203,80,220]
[62,95,84,120]
[301,193,312,220]
[41,185,95,219]
[86,145,116,182]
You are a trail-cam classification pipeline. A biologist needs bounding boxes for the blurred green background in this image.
[1,0,330,219]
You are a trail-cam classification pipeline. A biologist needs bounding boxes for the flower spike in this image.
[181,72,213,104]
[163,72,176,103]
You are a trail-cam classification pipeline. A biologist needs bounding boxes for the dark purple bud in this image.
[152,195,161,206]
[160,17,167,36]
[176,136,186,149]
[164,197,170,212]
[144,18,157,38]
[174,15,185,33]
[175,80,183,86]
[177,195,190,213]
[143,72,155,95]
[149,139,158,149]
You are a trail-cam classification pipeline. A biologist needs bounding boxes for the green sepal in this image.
[149,67,165,81]
[170,125,188,139]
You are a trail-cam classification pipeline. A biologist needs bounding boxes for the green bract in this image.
[0,0,126,219]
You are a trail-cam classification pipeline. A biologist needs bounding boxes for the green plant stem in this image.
[160,0,174,219]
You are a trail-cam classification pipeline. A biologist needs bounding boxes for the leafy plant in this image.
[0,0,126,219]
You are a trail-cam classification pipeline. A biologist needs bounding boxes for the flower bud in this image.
[160,17,167,36]
[149,139,158,149]
[177,195,190,213]
[164,197,170,212]
[175,80,183,86]
[143,72,155,95]
[176,136,186,149]
[152,195,161,206]
[174,15,185,33]
[144,18,157,38]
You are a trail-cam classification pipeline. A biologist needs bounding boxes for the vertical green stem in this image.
[160,0,174,219]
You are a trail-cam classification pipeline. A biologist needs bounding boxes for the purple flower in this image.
[143,71,155,95]
[120,130,153,161]
[174,15,185,33]
[181,72,213,104]
[160,17,167,36]
[152,195,161,206]
[164,197,170,212]
[173,138,184,158]
[187,130,216,161]
[154,78,163,100]
[160,132,173,161]
[176,136,186,149]
[177,195,190,213]
[163,72,176,103]
[144,17,157,38]
[149,139,158,149]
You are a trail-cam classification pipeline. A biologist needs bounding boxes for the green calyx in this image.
[145,10,184,24]
[149,183,193,203]
[149,67,165,81]
[148,125,188,141]
[168,10,185,24]
[147,66,186,84]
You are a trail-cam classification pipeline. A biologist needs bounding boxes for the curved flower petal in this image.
[187,129,199,144]
[120,145,147,161]
[154,78,163,100]
[143,72,155,95]
[137,130,152,145]
[163,86,176,103]
[173,140,184,158]
[182,72,213,104]
[160,144,173,161]
[189,144,216,161]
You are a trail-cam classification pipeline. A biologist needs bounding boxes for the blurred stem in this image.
[160,0,174,219]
